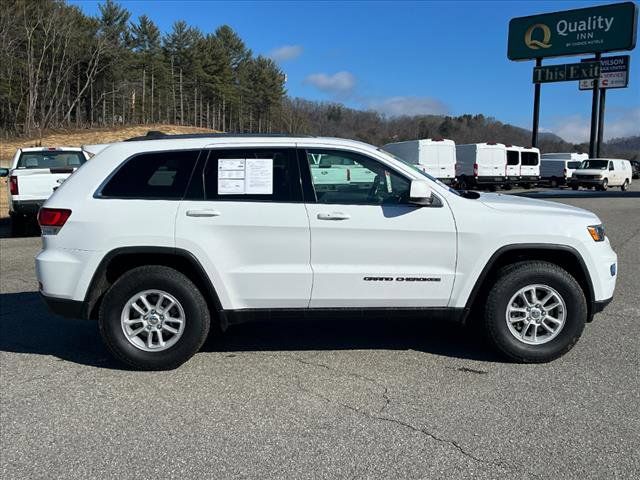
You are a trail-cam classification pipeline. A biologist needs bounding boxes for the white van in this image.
[382,138,456,184]
[540,153,589,187]
[455,143,506,190]
[570,158,633,191]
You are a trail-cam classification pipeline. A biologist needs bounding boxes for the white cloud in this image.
[548,107,640,143]
[366,96,448,117]
[268,45,303,62]
[305,71,356,95]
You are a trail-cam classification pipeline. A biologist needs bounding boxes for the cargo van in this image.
[382,138,456,184]
[455,143,506,190]
[540,153,589,187]
[570,158,633,191]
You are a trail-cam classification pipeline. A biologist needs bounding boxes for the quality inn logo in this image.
[525,23,552,49]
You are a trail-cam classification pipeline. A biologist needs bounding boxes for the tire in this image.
[571,185,579,191]
[550,177,558,188]
[484,261,587,363]
[621,179,629,191]
[457,176,469,190]
[522,183,531,189]
[99,265,211,370]
[600,178,608,191]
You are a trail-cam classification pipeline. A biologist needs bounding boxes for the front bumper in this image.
[570,178,605,187]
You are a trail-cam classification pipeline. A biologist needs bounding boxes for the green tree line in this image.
[0,0,286,136]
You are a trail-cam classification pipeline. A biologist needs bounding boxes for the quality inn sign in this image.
[508,2,638,60]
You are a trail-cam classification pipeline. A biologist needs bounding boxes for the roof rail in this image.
[124,131,315,142]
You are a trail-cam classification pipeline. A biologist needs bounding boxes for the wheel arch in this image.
[461,244,595,325]
[83,247,224,326]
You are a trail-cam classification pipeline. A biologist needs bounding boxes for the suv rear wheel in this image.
[484,261,587,363]
[99,265,210,370]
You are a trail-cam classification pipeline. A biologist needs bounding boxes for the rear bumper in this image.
[475,176,505,185]
[40,293,85,319]
[10,200,44,216]
[519,176,540,183]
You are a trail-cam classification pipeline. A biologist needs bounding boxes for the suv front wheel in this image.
[484,261,587,363]
[99,265,211,370]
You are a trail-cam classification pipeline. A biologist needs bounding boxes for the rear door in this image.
[506,150,520,178]
[301,148,457,308]
[436,144,455,180]
[521,151,540,177]
[478,147,504,178]
[420,143,439,177]
[176,146,312,310]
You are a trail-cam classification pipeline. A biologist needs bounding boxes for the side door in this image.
[301,148,457,309]
[176,147,312,310]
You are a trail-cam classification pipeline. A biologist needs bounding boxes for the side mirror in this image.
[409,180,433,206]
[0,168,9,177]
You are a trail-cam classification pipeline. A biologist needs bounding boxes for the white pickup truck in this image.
[2,147,89,235]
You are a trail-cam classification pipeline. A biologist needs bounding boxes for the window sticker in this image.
[218,158,246,194]
[217,158,273,195]
[245,158,273,194]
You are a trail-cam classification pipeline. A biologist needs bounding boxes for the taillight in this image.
[473,163,478,176]
[9,175,18,195]
[38,208,71,229]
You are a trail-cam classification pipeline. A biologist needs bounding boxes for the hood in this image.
[573,168,606,176]
[478,193,597,221]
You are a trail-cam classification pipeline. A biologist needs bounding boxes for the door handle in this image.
[317,212,350,221]
[186,209,221,218]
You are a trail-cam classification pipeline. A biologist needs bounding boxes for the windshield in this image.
[17,151,86,169]
[580,159,608,170]
[567,161,581,169]
[377,148,461,196]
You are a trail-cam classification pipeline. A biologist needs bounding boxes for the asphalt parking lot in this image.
[1,185,639,479]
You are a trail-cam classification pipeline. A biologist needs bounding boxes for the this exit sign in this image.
[533,61,600,83]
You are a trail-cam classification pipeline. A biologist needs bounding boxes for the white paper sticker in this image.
[218,179,245,194]
[218,170,245,179]
[219,159,245,171]
[245,158,273,195]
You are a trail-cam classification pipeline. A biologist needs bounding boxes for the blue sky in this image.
[72,0,639,142]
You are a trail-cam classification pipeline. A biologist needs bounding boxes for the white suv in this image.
[35,134,618,370]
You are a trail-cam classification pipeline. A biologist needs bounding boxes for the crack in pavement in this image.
[287,354,515,473]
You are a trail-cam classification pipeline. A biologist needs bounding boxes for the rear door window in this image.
[202,148,301,202]
[99,150,200,199]
[507,151,520,165]
[521,152,539,166]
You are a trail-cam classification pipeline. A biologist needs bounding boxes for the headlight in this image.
[587,224,605,242]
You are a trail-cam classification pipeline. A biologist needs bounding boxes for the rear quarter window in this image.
[99,150,200,199]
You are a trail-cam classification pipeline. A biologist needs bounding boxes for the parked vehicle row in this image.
[381,139,634,193]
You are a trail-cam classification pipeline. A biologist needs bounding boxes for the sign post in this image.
[508,2,638,154]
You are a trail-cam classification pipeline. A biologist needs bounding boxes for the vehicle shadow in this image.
[0,218,40,239]
[0,291,502,369]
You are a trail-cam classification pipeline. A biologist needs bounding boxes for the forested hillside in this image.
[1,0,636,159]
